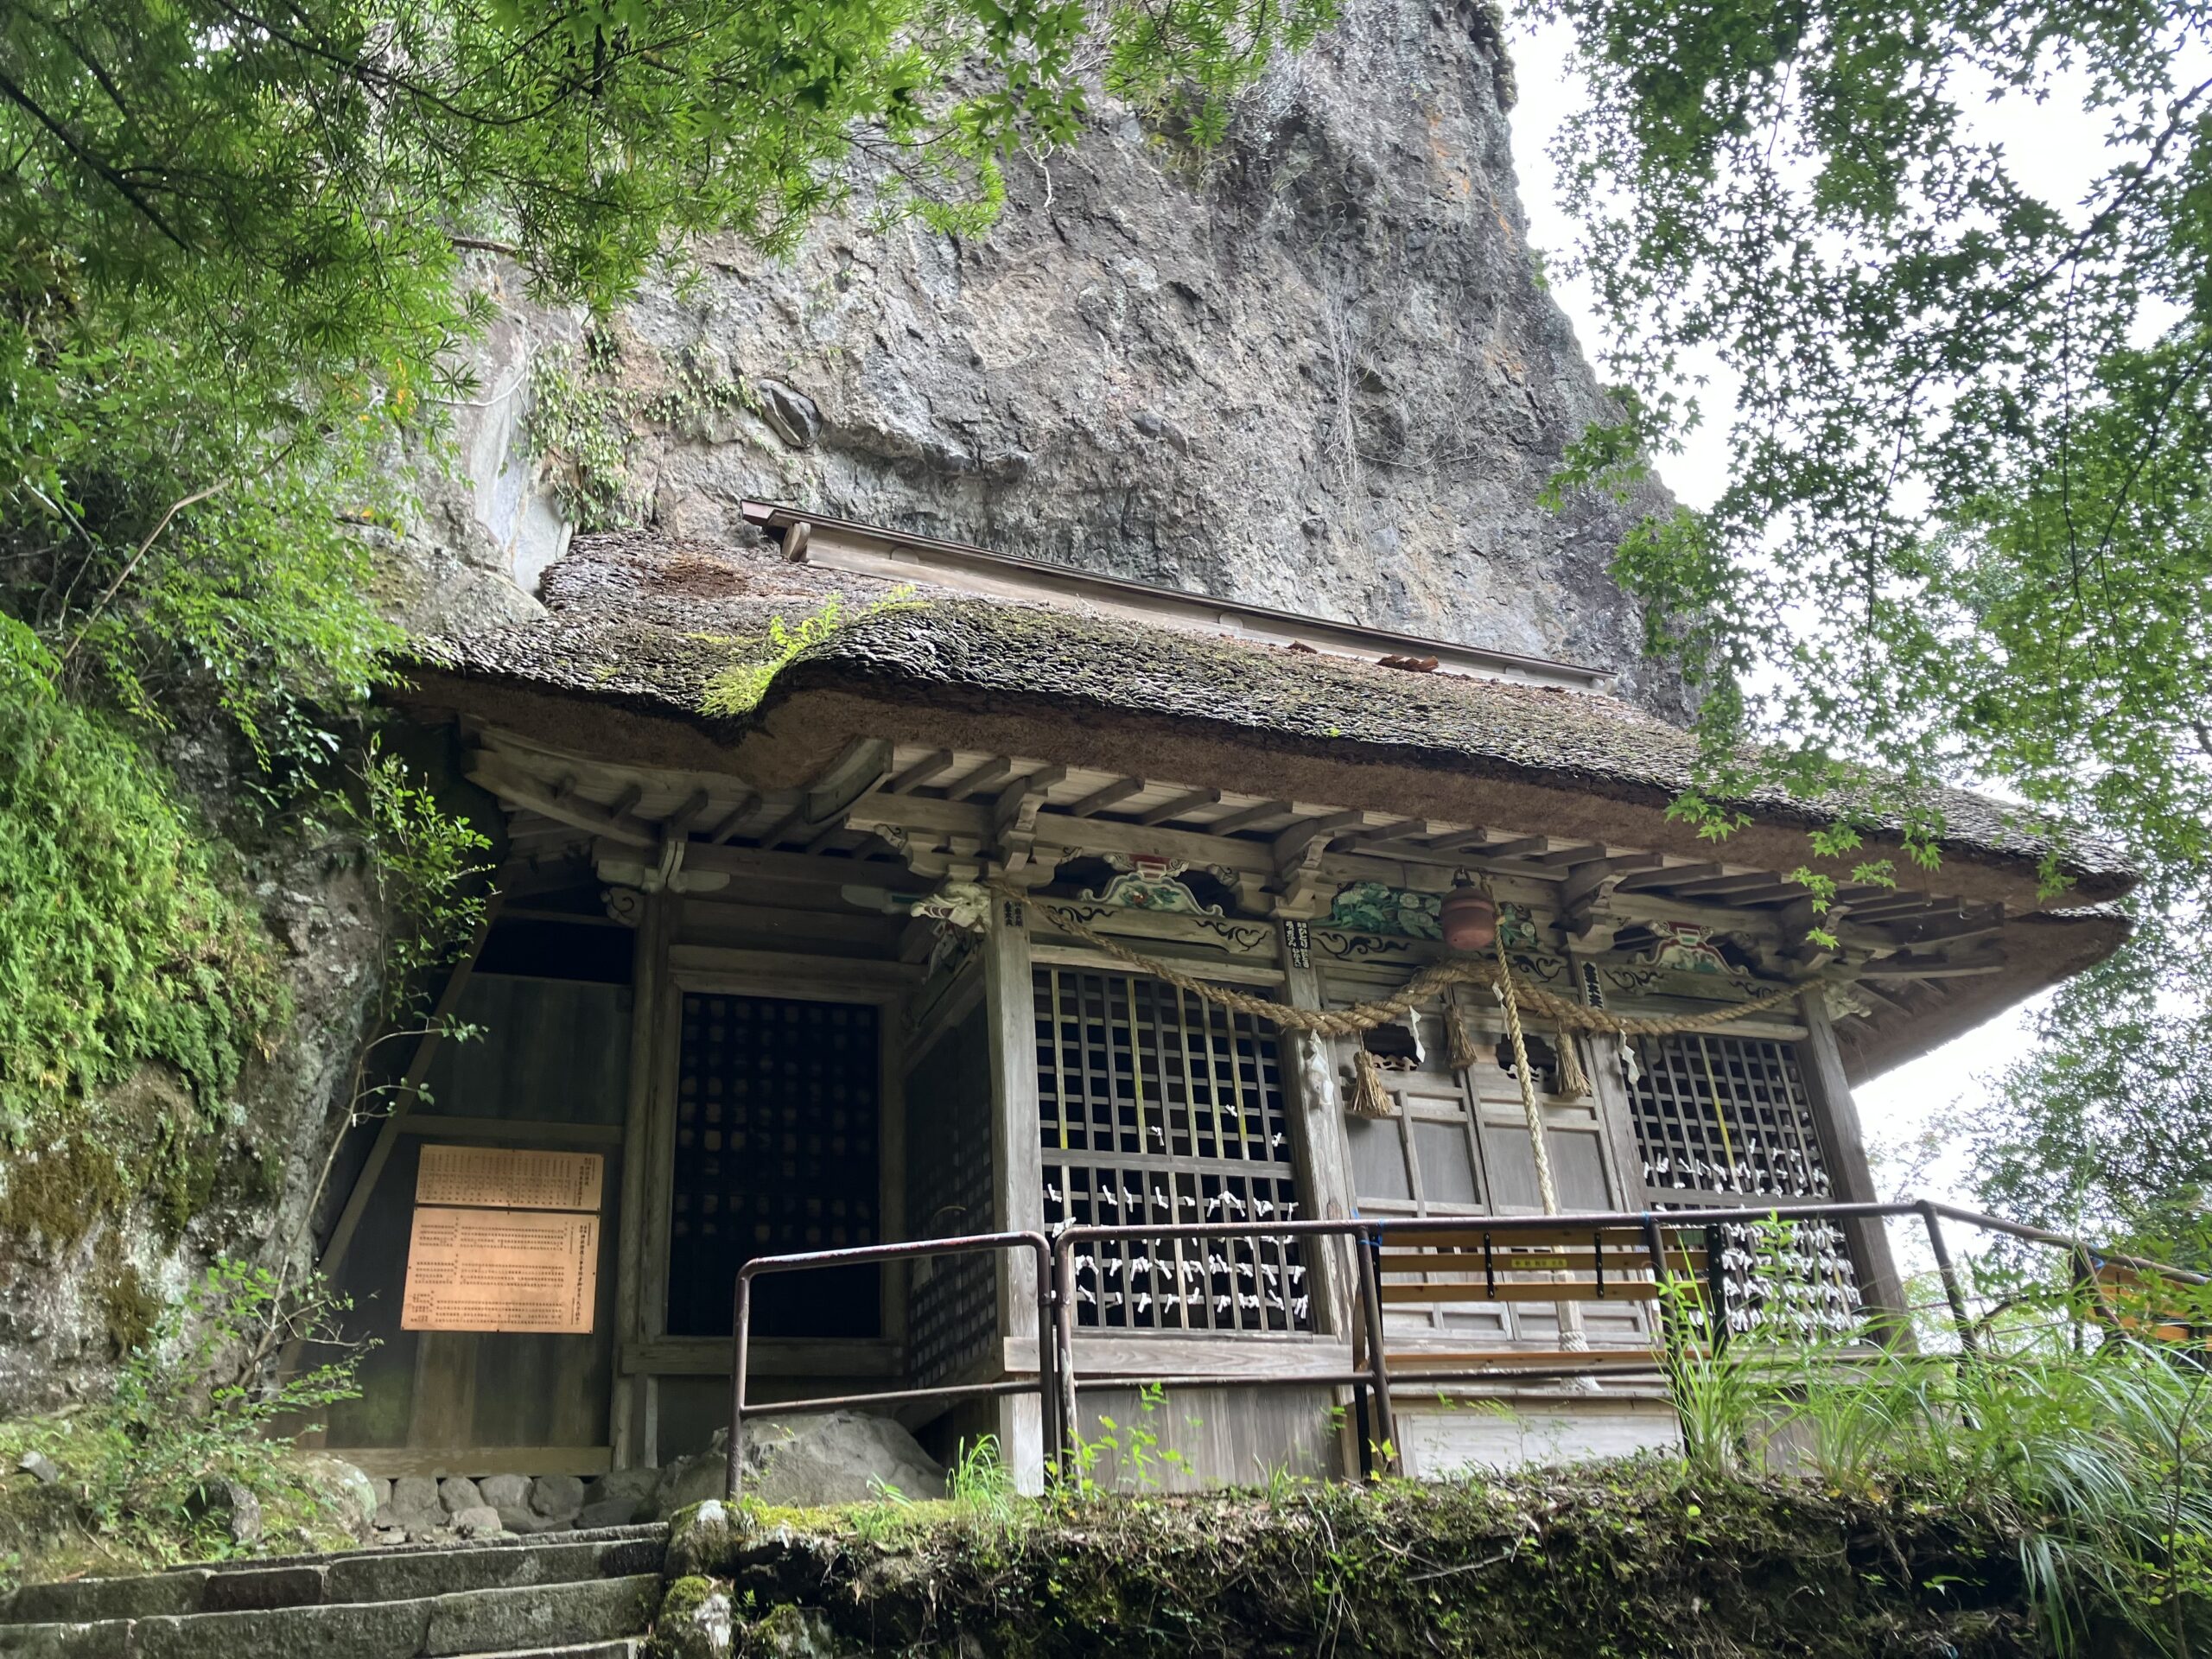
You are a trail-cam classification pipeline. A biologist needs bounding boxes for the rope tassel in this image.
[1446,996,1484,1075]
[1555,1033,1592,1101]
[1346,1046,1395,1119]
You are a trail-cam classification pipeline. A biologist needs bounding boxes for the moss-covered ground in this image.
[656,1465,2088,1657]
[0,1413,359,1594]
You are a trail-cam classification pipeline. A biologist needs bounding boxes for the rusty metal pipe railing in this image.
[722,1198,2206,1502]
[727,1230,1052,1503]
[1049,1217,1395,1481]
[1923,1201,2210,1286]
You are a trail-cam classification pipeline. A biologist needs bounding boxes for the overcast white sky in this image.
[1496,18,2120,1205]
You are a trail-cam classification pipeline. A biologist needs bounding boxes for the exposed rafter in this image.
[467,752,657,849]
[1613,861,1723,893]
[1529,842,1610,868]
[1483,834,1554,861]
[1206,798,1291,836]
[1669,869,1798,899]
[1420,826,1497,855]
[1139,787,1222,827]
[1065,777,1144,818]
[705,791,760,844]
[945,755,1015,802]
[885,747,956,795]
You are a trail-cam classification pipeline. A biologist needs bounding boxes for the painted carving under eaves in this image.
[1079,853,1231,917]
[1327,881,1440,939]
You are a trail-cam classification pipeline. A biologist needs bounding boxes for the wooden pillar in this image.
[1564,948,1650,1211]
[1276,920,1357,1338]
[1796,989,1911,1336]
[610,889,671,1468]
[982,893,1046,1491]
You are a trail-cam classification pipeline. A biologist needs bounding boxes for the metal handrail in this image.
[725,1230,1054,1501]
[721,1200,2206,1497]
[1050,1217,1394,1478]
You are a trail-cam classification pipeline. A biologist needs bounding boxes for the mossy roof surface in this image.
[426,534,2126,878]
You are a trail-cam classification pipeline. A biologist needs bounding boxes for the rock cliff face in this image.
[417,0,1682,715]
[0,0,1682,1413]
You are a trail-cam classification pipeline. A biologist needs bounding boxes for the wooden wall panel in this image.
[320,974,631,1455]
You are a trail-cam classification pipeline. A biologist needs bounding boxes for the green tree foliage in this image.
[1534,0,2211,879]
[1968,917,2212,1270]
[1530,0,2212,1222]
[0,0,1323,1183]
[2,0,1329,737]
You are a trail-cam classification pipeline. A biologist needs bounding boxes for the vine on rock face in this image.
[0,1260,367,1590]
[523,331,757,531]
[0,618,283,1211]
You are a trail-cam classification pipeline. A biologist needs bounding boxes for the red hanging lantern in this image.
[1440,873,1497,952]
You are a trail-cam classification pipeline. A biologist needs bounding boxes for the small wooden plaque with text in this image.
[401,1145,605,1333]
[415,1144,604,1213]
[400,1207,599,1333]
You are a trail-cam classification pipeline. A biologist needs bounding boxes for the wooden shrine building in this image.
[311,502,2133,1488]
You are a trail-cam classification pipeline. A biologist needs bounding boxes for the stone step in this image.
[448,1644,641,1659]
[3,1529,666,1627]
[0,1572,661,1659]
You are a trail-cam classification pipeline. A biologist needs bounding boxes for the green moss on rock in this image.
[651,1573,734,1659]
[0,623,283,1243]
[662,1469,2074,1658]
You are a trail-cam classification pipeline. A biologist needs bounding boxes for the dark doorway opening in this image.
[665,993,881,1338]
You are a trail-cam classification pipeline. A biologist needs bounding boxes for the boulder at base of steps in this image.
[0,1524,666,1659]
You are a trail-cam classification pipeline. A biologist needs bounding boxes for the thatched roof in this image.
[423,533,2129,891]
